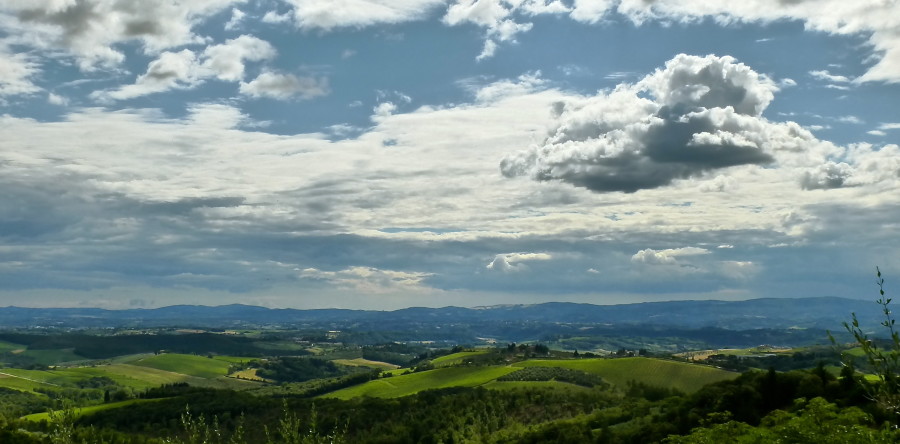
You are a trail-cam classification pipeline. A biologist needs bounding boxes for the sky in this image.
[1,0,899,310]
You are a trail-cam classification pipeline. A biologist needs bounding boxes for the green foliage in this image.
[835,267,900,417]
[514,357,738,393]
[0,333,263,361]
[666,397,899,444]
[255,357,348,383]
[324,365,519,399]
[0,387,52,417]
[497,366,606,388]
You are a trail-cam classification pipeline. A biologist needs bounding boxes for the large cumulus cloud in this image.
[500,54,825,193]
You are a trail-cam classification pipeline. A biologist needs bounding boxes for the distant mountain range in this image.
[0,297,883,331]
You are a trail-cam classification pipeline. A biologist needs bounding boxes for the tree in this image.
[834,267,900,419]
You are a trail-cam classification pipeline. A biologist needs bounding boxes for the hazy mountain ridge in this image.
[0,296,879,330]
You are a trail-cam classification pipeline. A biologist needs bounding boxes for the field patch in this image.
[514,358,738,393]
[331,358,399,370]
[431,351,489,367]
[230,368,269,382]
[0,340,24,354]
[22,398,165,422]
[129,353,232,379]
[322,366,518,400]
[19,348,87,366]
[0,371,56,392]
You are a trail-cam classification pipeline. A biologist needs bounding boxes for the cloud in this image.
[837,115,864,125]
[47,92,68,105]
[299,266,433,293]
[201,35,277,81]
[94,49,201,101]
[0,47,40,96]
[444,0,568,60]
[800,161,854,190]
[224,8,245,30]
[473,72,545,103]
[808,69,852,83]
[3,0,240,71]
[94,35,279,101]
[372,101,398,120]
[282,0,445,31]
[578,0,900,84]
[486,252,552,272]
[631,247,709,266]
[239,71,329,100]
[569,0,615,24]
[500,54,824,193]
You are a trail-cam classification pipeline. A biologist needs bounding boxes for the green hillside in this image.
[430,350,489,367]
[128,353,232,379]
[323,357,737,400]
[514,357,738,393]
[323,366,518,399]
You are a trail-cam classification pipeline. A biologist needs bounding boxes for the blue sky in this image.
[1,0,899,309]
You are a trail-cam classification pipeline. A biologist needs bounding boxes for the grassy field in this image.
[0,355,262,394]
[331,358,399,370]
[210,355,256,365]
[0,371,56,392]
[323,357,737,399]
[431,351,489,367]
[0,365,184,392]
[230,368,269,382]
[0,339,25,354]
[22,398,166,422]
[514,358,738,393]
[19,348,87,366]
[323,366,519,400]
[128,353,232,379]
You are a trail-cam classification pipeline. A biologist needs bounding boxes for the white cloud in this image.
[444,0,568,60]
[476,39,498,61]
[224,8,246,30]
[779,78,797,88]
[0,47,40,96]
[599,0,900,83]
[47,92,68,105]
[372,102,398,121]
[809,69,851,83]
[631,247,709,265]
[868,130,887,136]
[94,49,201,101]
[486,252,552,272]
[570,0,615,24]
[94,35,279,100]
[299,266,433,293]
[261,10,292,24]
[283,0,445,31]
[800,161,854,190]
[837,115,864,125]
[1,0,241,71]
[500,54,833,193]
[240,71,329,100]
[201,35,277,82]
[474,72,544,103]
[879,123,900,130]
